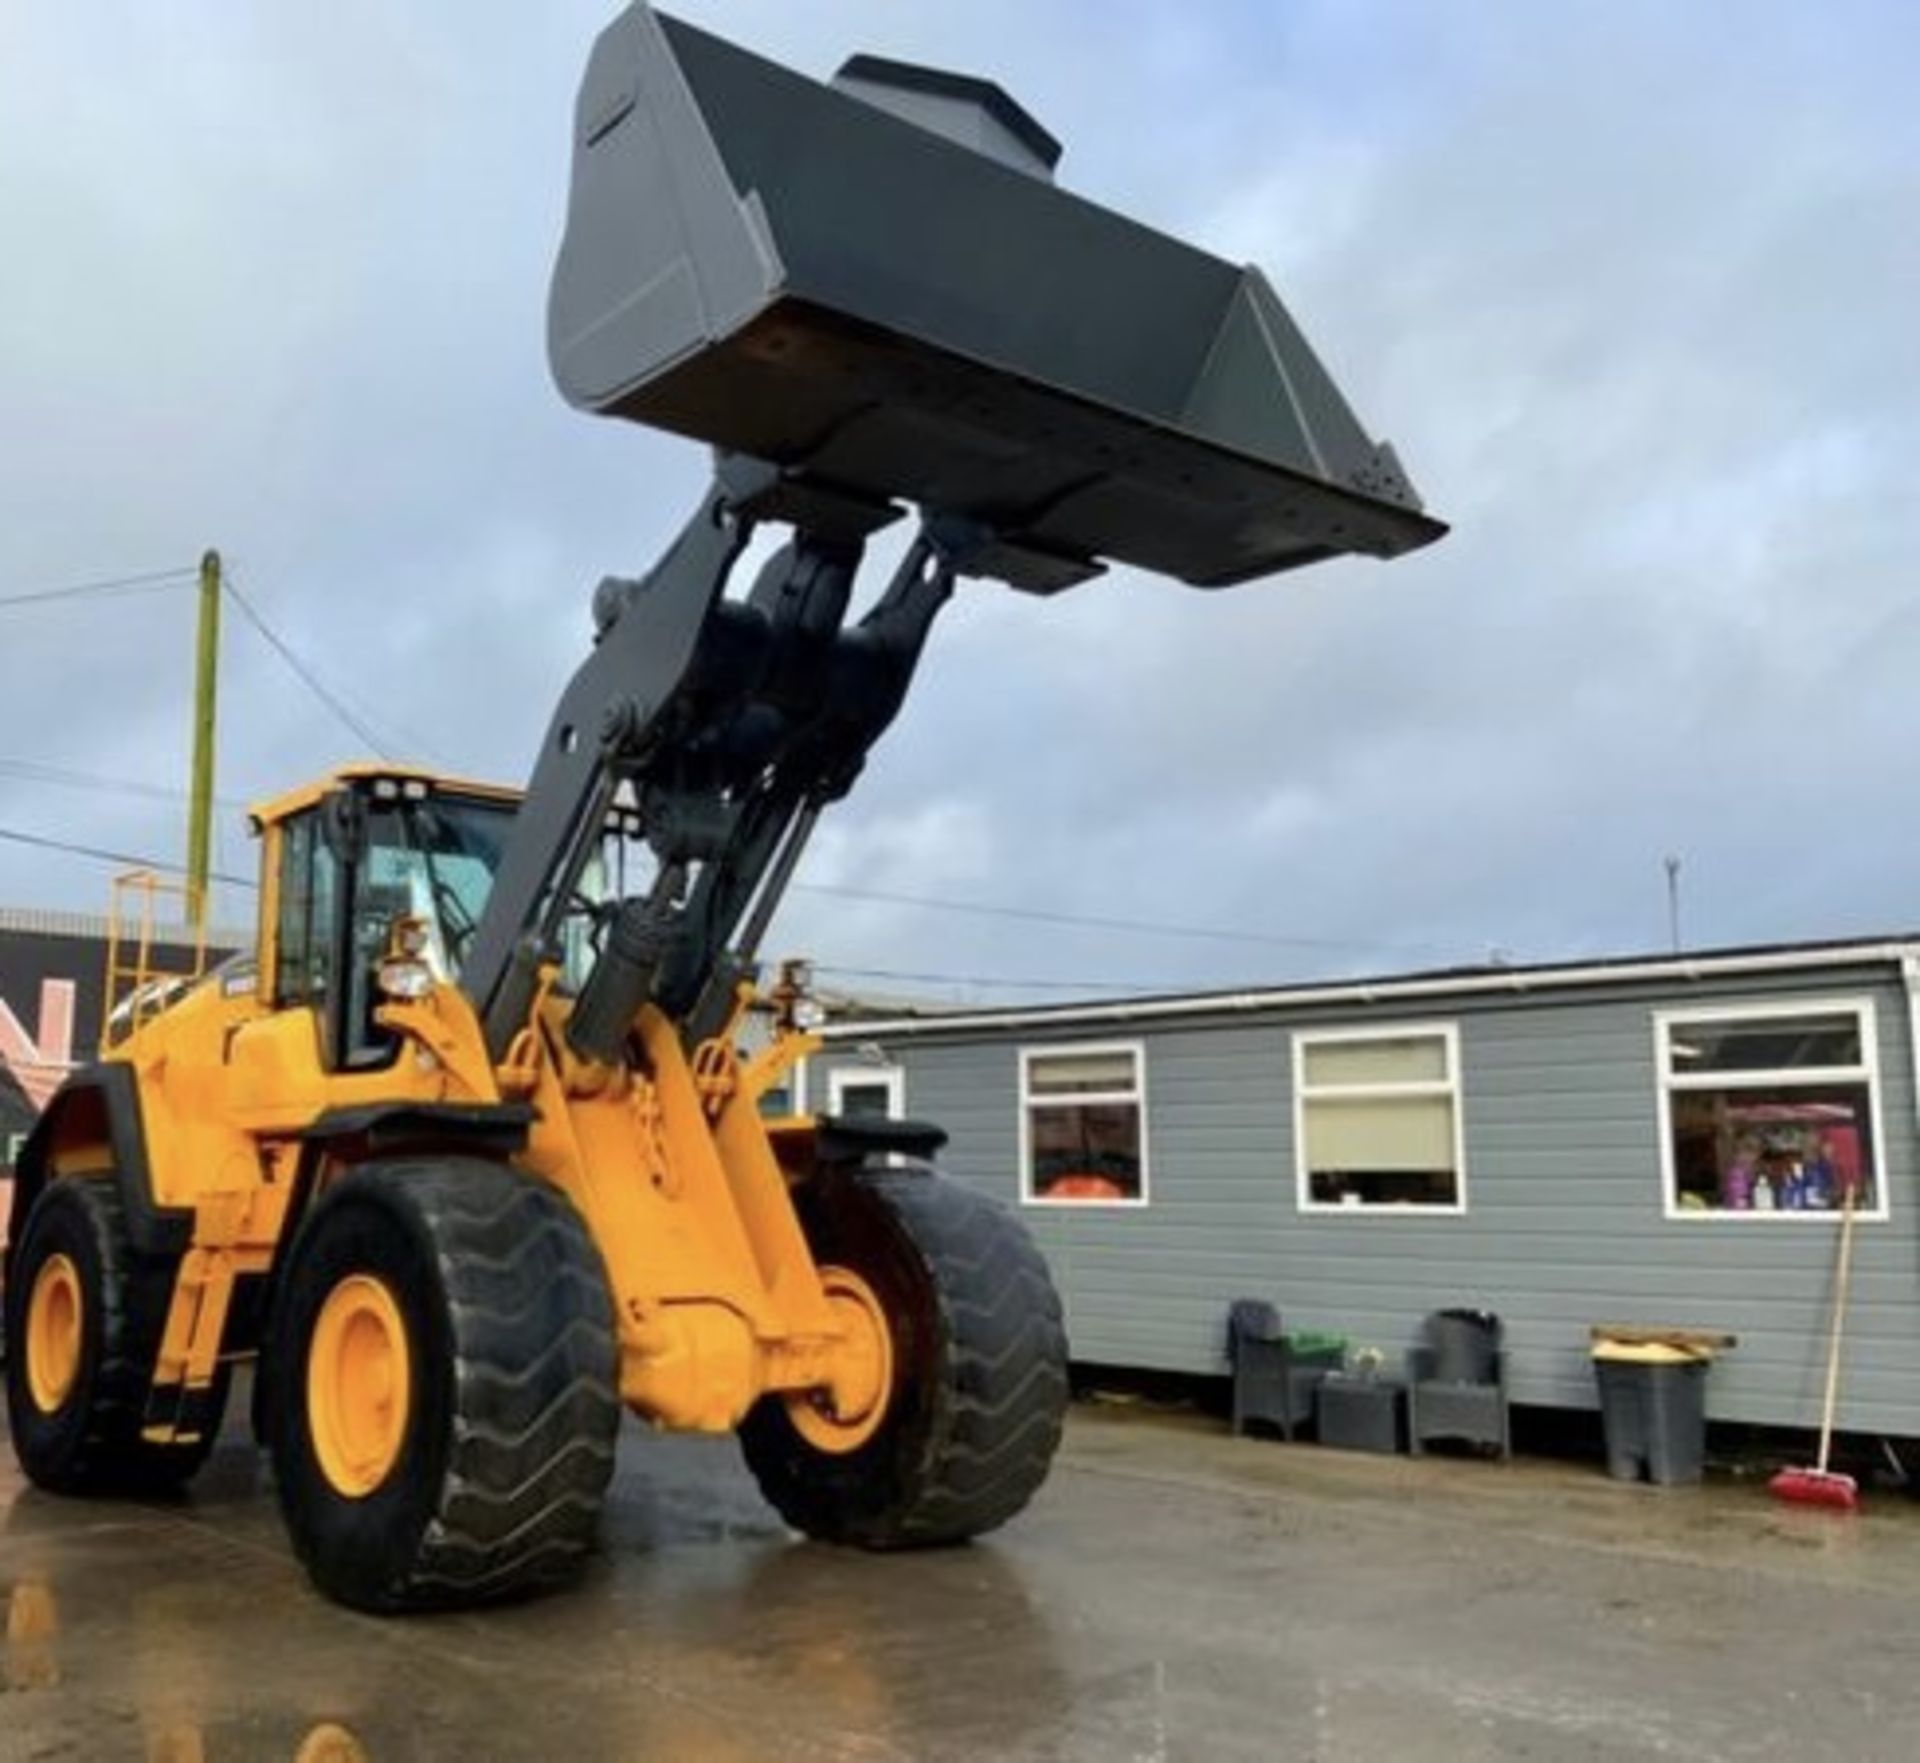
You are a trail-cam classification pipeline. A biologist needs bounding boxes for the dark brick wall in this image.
[1,924,243,1160]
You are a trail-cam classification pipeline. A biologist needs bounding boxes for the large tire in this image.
[264,1158,620,1613]
[4,1176,226,1493]
[740,1167,1067,1548]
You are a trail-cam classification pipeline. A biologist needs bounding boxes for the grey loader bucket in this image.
[549,5,1446,591]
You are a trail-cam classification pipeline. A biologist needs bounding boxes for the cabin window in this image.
[827,1065,903,1121]
[1021,1043,1147,1206]
[1295,1025,1465,1213]
[1656,1000,1886,1219]
[272,810,339,1011]
[824,1064,908,1166]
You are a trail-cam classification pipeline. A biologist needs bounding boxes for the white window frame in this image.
[1654,996,1889,1223]
[827,1064,904,1119]
[1019,1040,1150,1209]
[1293,1021,1468,1217]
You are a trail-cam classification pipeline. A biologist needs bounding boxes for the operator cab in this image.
[253,766,527,1069]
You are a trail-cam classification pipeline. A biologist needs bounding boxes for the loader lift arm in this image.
[465,455,970,1062]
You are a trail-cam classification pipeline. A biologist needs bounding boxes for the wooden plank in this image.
[1588,1323,1738,1351]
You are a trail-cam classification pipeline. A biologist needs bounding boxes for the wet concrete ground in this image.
[5,1397,1920,1763]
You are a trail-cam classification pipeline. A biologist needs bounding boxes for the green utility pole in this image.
[185,548,221,929]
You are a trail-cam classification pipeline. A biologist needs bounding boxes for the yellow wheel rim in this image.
[294,1721,371,1763]
[788,1266,894,1455]
[25,1254,83,1414]
[307,1274,412,1498]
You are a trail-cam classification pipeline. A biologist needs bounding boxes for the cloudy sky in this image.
[2,2,1915,1004]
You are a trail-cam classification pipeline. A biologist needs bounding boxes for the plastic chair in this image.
[1407,1308,1510,1459]
[1226,1300,1343,1441]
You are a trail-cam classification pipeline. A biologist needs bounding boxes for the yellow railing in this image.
[101,870,209,1053]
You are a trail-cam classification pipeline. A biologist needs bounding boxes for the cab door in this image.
[224,805,340,1126]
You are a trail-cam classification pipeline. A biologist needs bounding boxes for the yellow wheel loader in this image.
[2,5,1442,1612]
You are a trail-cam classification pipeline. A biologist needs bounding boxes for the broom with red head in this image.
[1769,1180,1860,1511]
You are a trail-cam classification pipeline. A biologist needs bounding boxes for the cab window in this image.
[338,800,512,1068]
[273,809,339,1012]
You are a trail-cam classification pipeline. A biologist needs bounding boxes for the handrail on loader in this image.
[101,870,208,1051]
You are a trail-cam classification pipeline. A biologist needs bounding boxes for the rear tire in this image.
[739,1167,1067,1548]
[4,1177,226,1493]
[264,1158,620,1613]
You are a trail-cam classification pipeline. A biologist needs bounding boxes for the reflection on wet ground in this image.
[6,1399,1920,1760]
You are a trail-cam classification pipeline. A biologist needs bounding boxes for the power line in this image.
[0,758,251,813]
[790,879,1447,958]
[0,565,196,611]
[0,823,1424,998]
[0,825,1167,993]
[291,651,459,772]
[223,575,395,757]
[325,691,458,772]
[0,776,1458,966]
[0,821,256,888]
[223,568,457,768]
[811,961,1176,995]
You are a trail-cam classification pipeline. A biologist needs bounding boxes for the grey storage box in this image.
[1317,1374,1408,1455]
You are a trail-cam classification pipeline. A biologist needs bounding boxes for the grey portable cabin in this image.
[809,936,1920,1437]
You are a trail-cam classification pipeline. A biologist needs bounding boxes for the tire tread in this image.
[271,1159,620,1611]
[742,1167,1067,1549]
[4,1176,223,1493]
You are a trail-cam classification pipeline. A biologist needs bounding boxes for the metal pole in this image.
[186,548,221,929]
[1664,854,1682,954]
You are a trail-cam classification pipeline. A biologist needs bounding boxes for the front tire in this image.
[739,1167,1068,1548]
[265,1159,620,1612]
[4,1177,225,1493]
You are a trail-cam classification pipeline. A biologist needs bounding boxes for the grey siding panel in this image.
[815,960,1920,1435]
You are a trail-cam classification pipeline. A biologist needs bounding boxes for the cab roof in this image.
[247,762,522,832]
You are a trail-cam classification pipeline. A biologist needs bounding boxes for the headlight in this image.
[791,997,826,1031]
[377,957,435,1001]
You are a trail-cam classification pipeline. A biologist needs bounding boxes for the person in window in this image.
[1801,1132,1837,1210]
[1042,1172,1129,1202]
[1720,1136,1759,1211]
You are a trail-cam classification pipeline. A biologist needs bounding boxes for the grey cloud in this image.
[3,2,1915,998]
